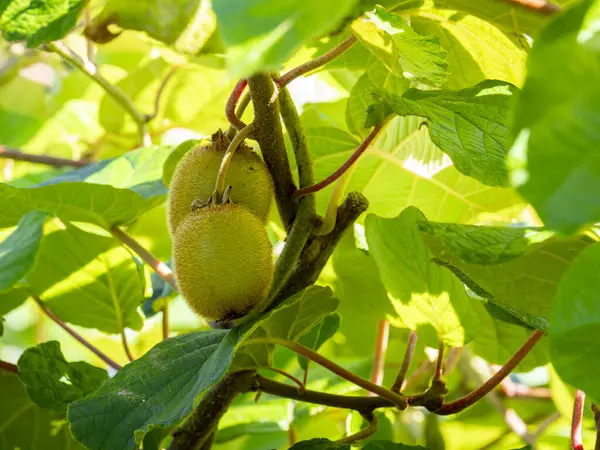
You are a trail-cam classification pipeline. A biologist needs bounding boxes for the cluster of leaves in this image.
[0,0,599,449]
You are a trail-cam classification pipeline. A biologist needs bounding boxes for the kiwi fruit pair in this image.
[169,132,275,321]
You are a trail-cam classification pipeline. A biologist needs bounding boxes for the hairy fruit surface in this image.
[173,203,274,321]
[167,136,274,235]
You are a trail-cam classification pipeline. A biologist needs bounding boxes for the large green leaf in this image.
[352,6,448,85]
[67,286,336,450]
[550,242,600,402]
[17,341,108,412]
[418,222,552,265]
[0,211,45,292]
[26,223,146,333]
[365,207,480,346]
[0,372,85,449]
[232,286,339,370]
[508,0,600,234]
[371,79,517,186]
[297,313,340,370]
[0,182,161,229]
[212,0,358,76]
[332,232,395,357]
[307,123,522,222]
[425,229,593,332]
[86,0,216,53]
[0,0,86,46]
[408,5,528,89]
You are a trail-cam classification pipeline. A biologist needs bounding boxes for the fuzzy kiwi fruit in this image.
[173,203,274,321]
[167,131,274,235]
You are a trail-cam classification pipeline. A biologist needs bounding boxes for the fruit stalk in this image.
[214,123,255,203]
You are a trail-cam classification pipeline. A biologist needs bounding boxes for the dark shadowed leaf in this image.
[17,341,108,412]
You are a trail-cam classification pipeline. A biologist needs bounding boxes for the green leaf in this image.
[67,286,335,450]
[17,341,108,412]
[68,328,232,450]
[162,139,201,187]
[365,207,480,346]
[0,0,86,47]
[550,242,600,402]
[352,6,448,85]
[0,211,45,291]
[508,0,600,234]
[332,232,395,357]
[307,121,522,223]
[346,60,408,136]
[471,300,549,371]
[371,79,517,186]
[0,182,161,229]
[297,313,340,370]
[0,372,85,449]
[362,442,427,449]
[409,6,527,89]
[418,222,552,265]
[288,438,351,449]
[232,286,339,370]
[428,232,593,332]
[0,286,30,316]
[87,0,216,53]
[212,0,358,76]
[26,223,145,333]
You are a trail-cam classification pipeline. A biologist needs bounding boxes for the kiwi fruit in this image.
[167,131,274,235]
[172,203,274,321]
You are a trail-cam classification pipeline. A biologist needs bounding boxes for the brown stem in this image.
[391,331,417,393]
[110,227,178,292]
[168,371,256,450]
[336,411,378,444]
[370,320,389,388]
[0,146,89,167]
[572,390,585,450]
[0,360,18,374]
[243,337,407,409]
[145,67,178,123]
[264,367,305,391]
[292,122,386,199]
[435,330,544,415]
[226,79,248,131]
[492,364,552,399]
[504,0,561,13]
[276,36,357,88]
[248,74,297,229]
[121,330,135,362]
[33,297,121,371]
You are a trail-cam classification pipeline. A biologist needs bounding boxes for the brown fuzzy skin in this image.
[167,141,274,236]
[173,204,274,321]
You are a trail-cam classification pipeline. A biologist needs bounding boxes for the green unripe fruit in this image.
[167,134,274,235]
[173,203,274,321]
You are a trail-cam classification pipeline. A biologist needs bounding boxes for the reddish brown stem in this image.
[0,360,18,374]
[391,331,417,393]
[110,227,178,291]
[33,297,122,371]
[146,67,178,123]
[435,330,544,415]
[572,390,585,450]
[276,36,357,88]
[226,79,248,131]
[162,302,169,340]
[292,122,385,199]
[121,331,135,362]
[0,146,89,167]
[370,320,390,390]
